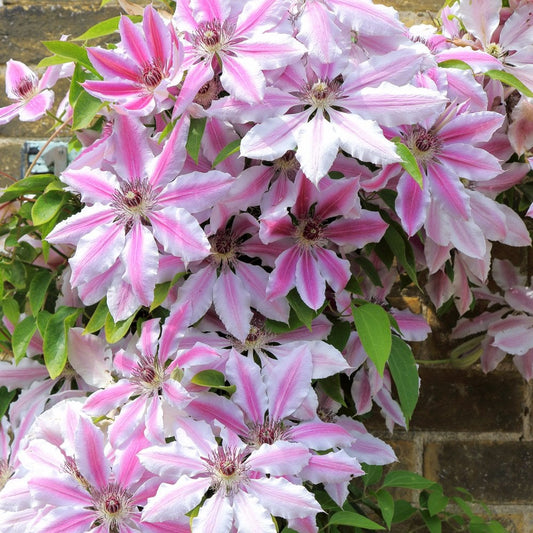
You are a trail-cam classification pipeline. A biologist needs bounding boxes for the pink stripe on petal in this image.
[314,247,350,293]
[267,246,299,300]
[18,90,54,121]
[213,269,252,341]
[122,223,158,307]
[295,249,325,311]
[233,490,274,533]
[69,223,124,286]
[396,170,428,236]
[226,348,267,424]
[36,506,95,533]
[162,379,191,409]
[119,15,151,66]
[46,205,116,245]
[87,47,138,81]
[75,416,108,489]
[193,491,233,533]
[30,475,92,506]
[287,421,353,450]
[428,163,470,220]
[83,380,137,415]
[0,102,23,125]
[247,441,310,476]
[144,5,171,63]
[61,167,118,203]
[158,301,191,362]
[145,393,164,444]
[149,207,210,263]
[266,345,313,421]
[109,397,147,448]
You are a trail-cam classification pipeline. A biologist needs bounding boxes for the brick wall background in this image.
[1,1,531,531]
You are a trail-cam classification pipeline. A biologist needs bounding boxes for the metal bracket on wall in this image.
[20,141,76,179]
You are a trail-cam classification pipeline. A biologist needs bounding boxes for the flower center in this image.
[193,77,222,108]
[210,230,238,266]
[485,42,505,60]
[112,178,156,229]
[204,447,248,495]
[302,76,343,110]
[296,218,325,248]
[139,60,165,90]
[248,417,286,447]
[15,76,37,100]
[94,483,134,530]
[130,354,165,394]
[273,150,299,178]
[0,459,12,491]
[406,126,442,165]
[193,20,234,55]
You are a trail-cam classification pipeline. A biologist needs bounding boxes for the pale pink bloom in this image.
[84,306,225,447]
[84,5,184,116]
[20,405,188,532]
[174,213,289,341]
[437,0,533,90]
[170,0,306,116]
[240,51,446,184]
[47,114,233,321]
[508,95,533,155]
[260,173,387,310]
[0,60,57,124]
[140,418,322,531]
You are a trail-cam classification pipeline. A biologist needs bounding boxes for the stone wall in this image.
[1,1,531,531]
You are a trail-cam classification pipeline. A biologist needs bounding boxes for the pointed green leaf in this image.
[326,320,351,352]
[286,289,320,330]
[0,387,16,418]
[383,225,418,286]
[437,59,471,70]
[84,298,109,334]
[0,175,56,202]
[186,117,207,164]
[12,315,37,363]
[150,281,172,312]
[428,489,449,516]
[105,311,137,344]
[376,489,395,530]
[352,302,392,376]
[43,307,82,378]
[31,190,66,226]
[212,139,241,168]
[328,511,385,530]
[353,256,382,287]
[421,510,442,533]
[388,336,419,427]
[2,298,20,325]
[190,370,236,393]
[485,69,533,97]
[42,40,96,73]
[29,270,53,315]
[382,470,435,490]
[74,15,142,41]
[393,140,423,189]
[72,90,104,130]
[319,374,346,407]
[363,464,383,487]
[392,500,417,524]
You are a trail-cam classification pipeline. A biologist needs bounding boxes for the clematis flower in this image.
[140,418,322,531]
[170,0,306,117]
[47,113,233,320]
[84,5,184,116]
[0,60,57,124]
[239,49,446,184]
[260,173,388,310]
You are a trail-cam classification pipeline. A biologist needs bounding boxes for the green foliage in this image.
[186,117,207,163]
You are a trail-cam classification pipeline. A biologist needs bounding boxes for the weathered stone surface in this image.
[0,5,121,64]
[410,368,525,432]
[424,441,533,504]
[0,139,25,184]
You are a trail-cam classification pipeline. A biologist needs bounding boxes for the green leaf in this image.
[150,281,172,312]
[43,307,82,378]
[421,510,442,533]
[31,190,66,226]
[37,55,74,68]
[12,315,37,363]
[74,15,142,41]
[428,489,449,516]
[351,302,392,376]
[0,387,16,418]
[485,69,533,97]
[105,311,137,344]
[0,175,56,202]
[353,256,382,287]
[376,489,395,530]
[383,225,418,286]
[36,310,52,338]
[186,117,207,164]
[84,298,109,334]
[72,90,104,130]
[363,464,383,487]
[190,370,236,393]
[286,289,319,330]
[388,336,419,427]
[382,471,435,490]
[326,320,351,352]
[437,59,471,70]
[393,139,423,189]
[42,40,96,73]
[212,139,241,168]
[392,500,417,523]
[2,298,20,325]
[319,374,346,406]
[328,511,385,530]
[29,269,53,315]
